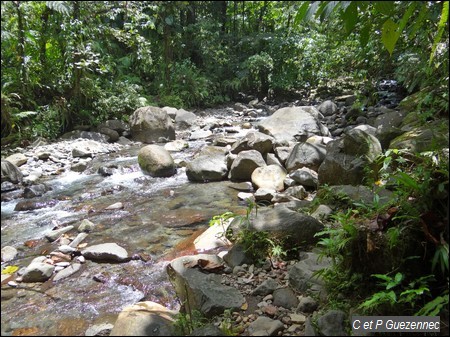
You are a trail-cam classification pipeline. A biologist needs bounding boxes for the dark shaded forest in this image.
[1,1,448,143]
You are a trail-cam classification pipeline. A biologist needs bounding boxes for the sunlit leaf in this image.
[382,19,400,56]
[1,265,19,275]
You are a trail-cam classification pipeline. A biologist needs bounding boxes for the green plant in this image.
[219,309,240,336]
[359,272,434,315]
[173,309,209,336]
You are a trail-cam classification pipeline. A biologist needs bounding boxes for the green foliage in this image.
[173,309,209,336]
[315,147,449,316]
[157,60,217,108]
[359,273,434,315]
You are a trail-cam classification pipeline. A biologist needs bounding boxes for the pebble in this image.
[7,281,18,287]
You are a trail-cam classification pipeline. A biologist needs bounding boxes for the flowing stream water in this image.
[1,132,250,336]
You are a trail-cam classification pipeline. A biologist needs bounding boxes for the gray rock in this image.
[72,140,110,158]
[162,106,178,119]
[228,150,266,181]
[189,129,213,140]
[85,323,114,336]
[110,301,177,336]
[285,142,326,173]
[272,287,299,309]
[310,204,333,221]
[81,243,129,262]
[389,120,449,153]
[247,316,284,336]
[289,167,319,188]
[284,185,308,200]
[71,161,88,172]
[223,243,254,268]
[186,155,228,182]
[97,127,120,142]
[374,109,405,149]
[297,296,319,313]
[1,160,23,184]
[251,278,279,296]
[233,206,323,246]
[274,146,295,165]
[138,145,176,177]
[97,120,129,135]
[230,131,274,155]
[53,263,81,281]
[258,106,330,143]
[117,136,133,145]
[45,226,74,242]
[266,153,283,167]
[1,246,18,262]
[69,232,89,247]
[304,317,317,336]
[167,254,245,317]
[164,140,188,152]
[288,252,330,298]
[23,184,48,198]
[175,109,198,129]
[251,165,286,192]
[317,310,347,336]
[354,124,377,138]
[78,219,95,232]
[130,106,175,143]
[317,100,338,116]
[5,153,28,167]
[21,261,55,283]
[318,129,382,186]
[254,188,276,202]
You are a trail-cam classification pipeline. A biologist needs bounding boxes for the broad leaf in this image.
[343,2,358,35]
[381,19,400,56]
[294,1,311,25]
[359,23,371,47]
[374,1,394,16]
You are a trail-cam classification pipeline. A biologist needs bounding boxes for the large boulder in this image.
[5,153,27,167]
[110,301,177,336]
[231,206,323,247]
[230,131,275,155]
[317,100,338,117]
[228,150,266,181]
[167,254,246,317]
[318,129,382,186]
[138,145,176,177]
[288,252,330,298]
[186,155,228,182]
[389,120,449,153]
[374,109,406,149]
[97,120,130,135]
[1,160,23,184]
[251,165,287,192]
[285,142,327,173]
[130,106,175,143]
[258,106,330,143]
[175,109,198,129]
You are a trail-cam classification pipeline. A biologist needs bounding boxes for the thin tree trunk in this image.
[14,1,28,90]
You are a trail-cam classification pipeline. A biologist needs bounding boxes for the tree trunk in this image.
[14,1,28,90]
